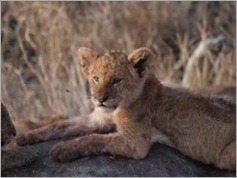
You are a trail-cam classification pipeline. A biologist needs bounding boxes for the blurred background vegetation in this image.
[1,2,236,123]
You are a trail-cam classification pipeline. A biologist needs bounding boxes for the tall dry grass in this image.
[1,2,236,122]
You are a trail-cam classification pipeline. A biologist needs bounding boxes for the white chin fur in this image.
[96,106,115,113]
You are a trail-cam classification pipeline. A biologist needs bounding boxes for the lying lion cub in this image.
[17,47,236,170]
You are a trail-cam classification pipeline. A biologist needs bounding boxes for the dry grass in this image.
[1,2,236,121]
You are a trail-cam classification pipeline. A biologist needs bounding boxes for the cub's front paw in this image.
[16,134,35,146]
[50,142,76,162]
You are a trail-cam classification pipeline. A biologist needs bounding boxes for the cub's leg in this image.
[50,133,149,162]
[17,114,114,146]
[216,140,236,170]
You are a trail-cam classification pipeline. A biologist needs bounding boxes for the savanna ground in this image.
[1,1,236,125]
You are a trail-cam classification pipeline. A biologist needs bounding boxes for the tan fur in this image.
[14,114,68,134]
[17,47,236,170]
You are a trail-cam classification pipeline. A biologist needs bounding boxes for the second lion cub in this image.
[17,47,236,170]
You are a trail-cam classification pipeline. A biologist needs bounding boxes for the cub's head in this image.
[78,47,154,112]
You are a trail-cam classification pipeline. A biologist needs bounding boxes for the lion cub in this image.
[17,47,236,170]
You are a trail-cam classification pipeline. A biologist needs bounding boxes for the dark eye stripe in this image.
[111,78,123,85]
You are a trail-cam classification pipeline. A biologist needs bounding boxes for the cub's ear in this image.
[128,48,154,77]
[78,47,97,76]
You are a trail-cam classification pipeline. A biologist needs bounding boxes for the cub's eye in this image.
[92,76,99,83]
[111,78,123,85]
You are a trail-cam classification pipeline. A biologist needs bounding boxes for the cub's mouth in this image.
[96,103,117,113]
[97,106,115,113]
[92,96,119,112]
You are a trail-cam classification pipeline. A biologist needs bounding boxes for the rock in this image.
[2,140,235,177]
[1,146,38,171]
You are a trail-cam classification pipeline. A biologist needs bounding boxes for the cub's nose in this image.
[99,95,109,103]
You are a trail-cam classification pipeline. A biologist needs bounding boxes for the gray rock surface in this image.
[1,140,236,177]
